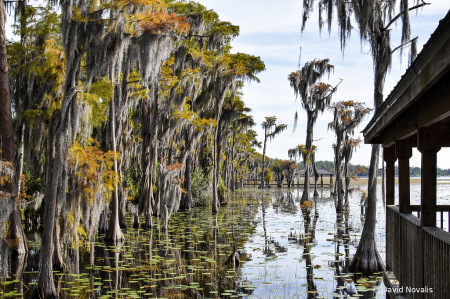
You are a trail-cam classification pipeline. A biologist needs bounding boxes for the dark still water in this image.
[3,183,427,299]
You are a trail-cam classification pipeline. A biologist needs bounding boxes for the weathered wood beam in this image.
[439,122,450,147]
[377,70,450,147]
[365,36,450,144]
[410,205,450,212]
[396,139,412,214]
[417,123,441,227]
[383,145,397,206]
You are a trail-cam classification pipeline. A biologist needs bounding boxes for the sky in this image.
[5,0,450,168]
[199,0,450,169]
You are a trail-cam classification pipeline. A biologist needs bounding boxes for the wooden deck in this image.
[386,206,450,298]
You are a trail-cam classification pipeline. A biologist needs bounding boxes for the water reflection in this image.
[332,213,353,296]
[302,200,319,299]
[240,188,386,298]
[0,187,394,298]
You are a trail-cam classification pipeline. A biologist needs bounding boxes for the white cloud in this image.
[200,0,450,168]
[5,0,449,168]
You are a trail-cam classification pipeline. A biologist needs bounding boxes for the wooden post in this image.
[396,138,412,213]
[383,145,397,206]
[320,174,323,187]
[417,124,440,227]
[330,174,334,187]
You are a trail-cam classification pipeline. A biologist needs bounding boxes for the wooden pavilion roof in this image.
[362,9,450,146]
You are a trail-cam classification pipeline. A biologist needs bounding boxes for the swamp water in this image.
[2,179,450,299]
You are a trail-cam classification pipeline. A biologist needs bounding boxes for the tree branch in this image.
[326,78,343,98]
[157,73,191,118]
[188,34,214,38]
[391,36,418,54]
[384,1,430,30]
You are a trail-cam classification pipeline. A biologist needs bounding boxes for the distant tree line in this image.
[302,161,450,177]
[392,166,450,177]
[297,160,369,176]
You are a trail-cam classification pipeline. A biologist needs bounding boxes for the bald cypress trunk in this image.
[37,85,81,299]
[118,179,127,229]
[116,57,131,230]
[312,157,319,196]
[36,114,63,299]
[0,0,27,255]
[11,251,27,295]
[260,135,267,189]
[211,76,234,213]
[313,175,319,195]
[14,0,28,213]
[212,121,223,211]
[144,142,156,228]
[52,200,65,270]
[105,96,124,242]
[15,124,25,192]
[350,58,386,274]
[231,131,236,192]
[0,1,13,168]
[302,163,310,204]
[99,206,109,234]
[35,0,88,287]
[150,91,159,218]
[301,114,314,203]
[181,153,194,210]
[349,144,383,274]
[141,95,154,228]
[212,119,223,213]
[344,160,350,209]
[335,133,343,212]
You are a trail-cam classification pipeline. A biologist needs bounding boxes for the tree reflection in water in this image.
[285,196,320,299]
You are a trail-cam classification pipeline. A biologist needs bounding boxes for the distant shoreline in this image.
[244,176,450,187]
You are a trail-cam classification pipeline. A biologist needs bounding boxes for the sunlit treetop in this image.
[327,100,373,137]
[137,11,190,34]
[228,53,266,83]
[328,101,372,127]
[167,0,219,25]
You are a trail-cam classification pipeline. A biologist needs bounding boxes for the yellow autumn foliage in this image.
[68,140,120,203]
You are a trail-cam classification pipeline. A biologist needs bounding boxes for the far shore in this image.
[244,176,450,187]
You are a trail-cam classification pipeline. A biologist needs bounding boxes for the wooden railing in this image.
[386,206,450,298]
[386,206,400,277]
[423,226,450,298]
[410,205,450,232]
